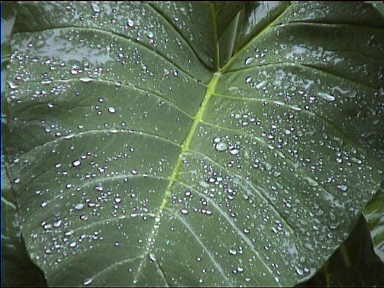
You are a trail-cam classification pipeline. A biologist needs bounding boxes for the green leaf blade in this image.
[5,1,384,286]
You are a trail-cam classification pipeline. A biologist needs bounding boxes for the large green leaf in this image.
[364,187,384,263]
[5,1,384,286]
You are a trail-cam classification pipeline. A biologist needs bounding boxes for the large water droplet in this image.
[74,203,84,210]
[318,92,335,102]
[245,57,254,65]
[91,3,100,13]
[229,148,239,155]
[337,184,348,192]
[72,160,81,167]
[215,142,227,152]
[83,278,93,286]
[180,208,189,215]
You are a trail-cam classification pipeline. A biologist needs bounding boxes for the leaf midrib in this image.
[131,2,294,283]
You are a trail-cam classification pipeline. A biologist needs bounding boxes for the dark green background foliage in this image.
[2,1,384,287]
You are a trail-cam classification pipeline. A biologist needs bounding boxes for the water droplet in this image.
[91,3,100,13]
[215,142,227,152]
[107,107,116,113]
[127,19,134,27]
[185,190,192,197]
[180,208,189,215]
[80,77,93,83]
[131,169,138,175]
[69,241,77,248]
[8,81,17,89]
[213,137,221,143]
[318,92,335,102]
[74,203,84,210]
[229,148,239,155]
[148,253,156,262]
[114,197,122,204]
[72,160,81,167]
[14,178,20,184]
[146,31,154,39]
[245,57,254,65]
[53,219,62,228]
[245,76,252,84]
[295,267,304,276]
[337,184,348,192]
[83,278,93,286]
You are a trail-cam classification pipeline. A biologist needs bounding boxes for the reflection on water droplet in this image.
[83,278,93,286]
[91,3,100,13]
[146,31,154,39]
[180,208,188,215]
[245,57,254,65]
[108,107,116,113]
[127,19,134,27]
[318,92,335,102]
[229,148,239,155]
[75,203,84,210]
[149,253,156,262]
[215,142,227,152]
[131,169,138,175]
[337,184,348,192]
[295,266,304,275]
[80,77,93,83]
[72,160,81,167]
[8,81,17,89]
[53,219,62,228]
[213,137,221,143]
[245,76,252,84]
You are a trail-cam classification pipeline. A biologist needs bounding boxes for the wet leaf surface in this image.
[4,1,384,286]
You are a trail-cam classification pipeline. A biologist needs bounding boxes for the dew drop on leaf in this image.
[215,142,227,152]
[91,3,100,13]
[180,208,189,215]
[318,92,335,101]
[72,160,81,167]
[80,77,93,83]
[245,57,254,65]
[83,278,93,286]
[107,107,116,113]
[337,184,348,192]
[74,203,84,210]
[229,148,239,155]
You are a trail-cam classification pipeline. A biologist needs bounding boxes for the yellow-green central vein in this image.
[133,72,222,282]
[158,71,222,212]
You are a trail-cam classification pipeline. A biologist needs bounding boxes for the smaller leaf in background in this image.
[364,186,384,263]
[298,216,384,287]
[367,1,384,16]
[2,167,47,287]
